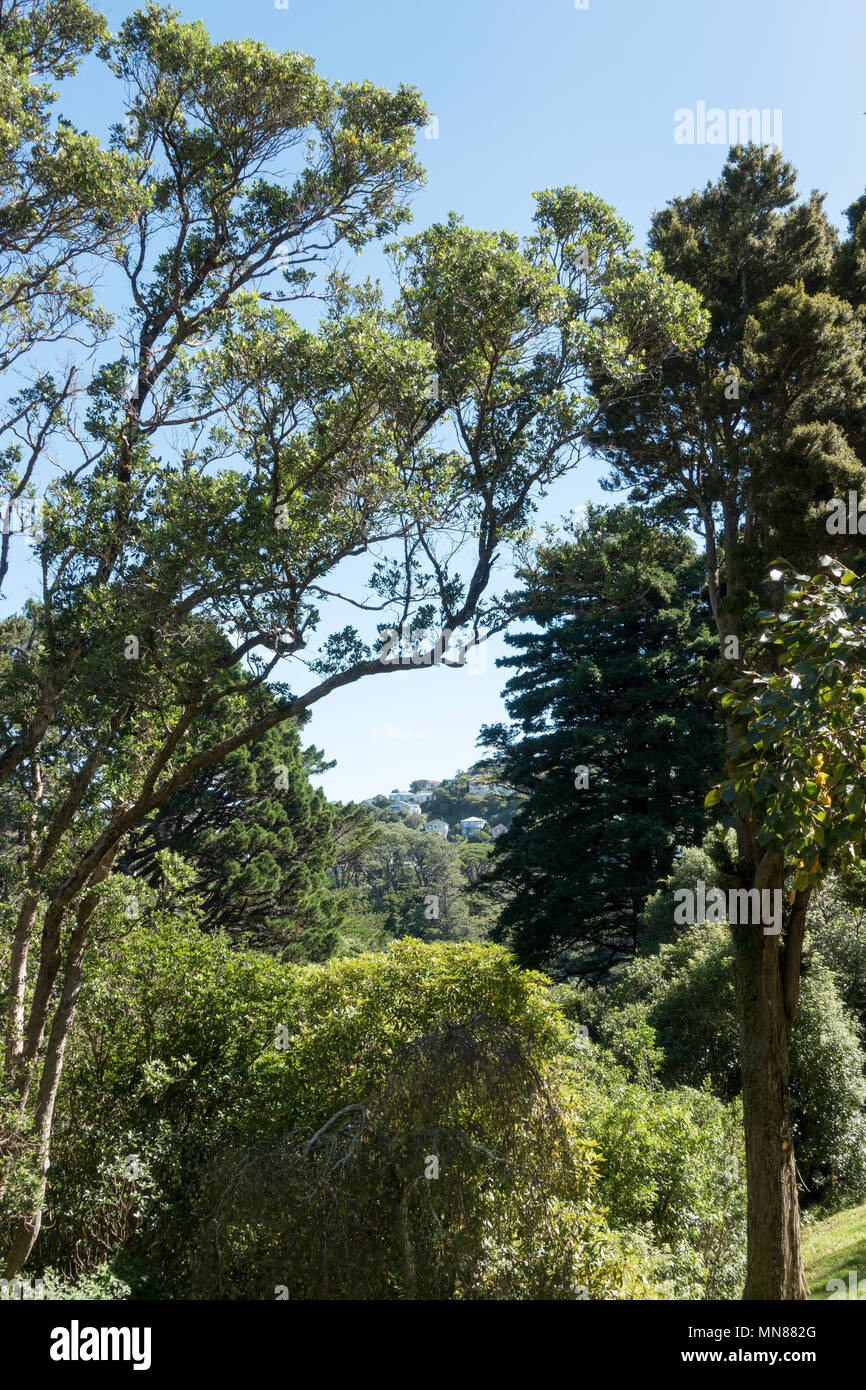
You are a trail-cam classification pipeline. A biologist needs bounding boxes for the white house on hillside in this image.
[467,780,513,798]
[390,790,429,810]
[424,819,449,839]
[459,816,487,838]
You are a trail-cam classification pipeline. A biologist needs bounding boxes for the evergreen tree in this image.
[586,144,866,1298]
[122,719,343,961]
[481,503,721,975]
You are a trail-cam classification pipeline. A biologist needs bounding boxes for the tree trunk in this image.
[3,893,38,1081]
[393,1178,417,1299]
[732,863,809,1300]
[2,849,118,1278]
[2,914,91,1279]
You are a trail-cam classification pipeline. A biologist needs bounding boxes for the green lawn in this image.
[802,1202,866,1300]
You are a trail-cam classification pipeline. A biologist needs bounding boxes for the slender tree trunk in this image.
[393,1176,417,1299]
[3,763,43,1088]
[2,850,118,1278]
[2,919,90,1278]
[3,894,39,1080]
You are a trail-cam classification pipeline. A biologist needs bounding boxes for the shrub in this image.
[45,926,625,1299]
[587,921,866,1212]
[39,1264,132,1301]
[566,1036,746,1299]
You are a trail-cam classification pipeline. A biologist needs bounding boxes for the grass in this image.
[802,1201,866,1299]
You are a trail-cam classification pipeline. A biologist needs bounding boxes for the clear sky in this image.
[6,0,865,802]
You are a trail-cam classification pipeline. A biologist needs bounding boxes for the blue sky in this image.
[5,0,865,802]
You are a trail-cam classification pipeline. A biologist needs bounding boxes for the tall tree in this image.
[481,503,720,976]
[587,143,866,1298]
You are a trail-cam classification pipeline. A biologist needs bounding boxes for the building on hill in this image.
[490,823,508,838]
[389,790,430,809]
[424,819,449,839]
[459,816,488,838]
[467,778,513,798]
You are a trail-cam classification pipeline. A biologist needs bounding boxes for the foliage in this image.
[708,560,866,893]
[0,9,707,1279]
[36,904,777,1299]
[482,503,721,974]
[585,140,866,1297]
[120,711,344,959]
[331,815,480,943]
[806,867,866,1036]
[594,921,866,1210]
[38,1263,132,1301]
[637,826,736,954]
[789,966,866,1210]
[566,1033,747,1300]
[40,923,631,1298]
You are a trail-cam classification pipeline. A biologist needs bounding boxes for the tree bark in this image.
[393,1178,417,1299]
[2,849,118,1278]
[732,861,810,1300]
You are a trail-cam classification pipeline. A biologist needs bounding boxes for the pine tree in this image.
[481,503,721,975]
[122,719,344,961]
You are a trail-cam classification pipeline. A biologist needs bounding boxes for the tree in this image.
[710,559,866,1230]
[119,707,343,959]
[481,503,721,975]
[588,143,866,1297]
[0,5,705,1277]
[331,816,476,942]
[0,0,144,588]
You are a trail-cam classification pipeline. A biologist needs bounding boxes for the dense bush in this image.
[555,993,746,1298]
[31,903,765,1299]
[636,826,734,956]
[789,966,866,1208]
[583,919,866,1211]
[807,869,866,1037]
[39,1265,133,1301]
[41,921,628,1298]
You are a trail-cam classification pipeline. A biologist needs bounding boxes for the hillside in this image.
[803,1203,866,1300]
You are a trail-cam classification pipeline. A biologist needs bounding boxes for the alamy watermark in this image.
[1,496,43,540]
[50,1323,151,1371]
[674,103,782,150]
[377,623,488,676]
[826,1270,866,1299]
[0,1277,45,1300]
[674,881,782,935]
[825,492,866,535]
